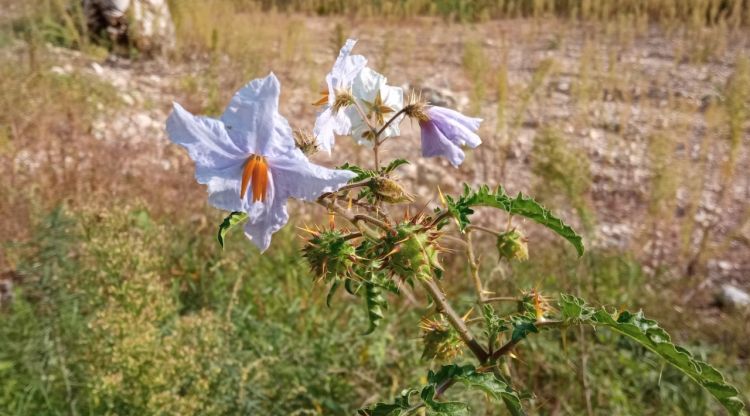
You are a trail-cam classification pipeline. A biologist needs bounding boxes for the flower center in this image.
[240,155,269,203]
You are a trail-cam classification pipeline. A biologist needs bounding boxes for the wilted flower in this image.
[418,106,482,167]
[167,73,355,252]
[313,39,367,153]
[346,67,404,145]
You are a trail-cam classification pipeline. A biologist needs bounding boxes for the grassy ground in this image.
[1,1,749,414]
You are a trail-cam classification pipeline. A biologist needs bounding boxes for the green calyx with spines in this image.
[496,229,529,262]
[383,222,442,281]
[302,229,356,282]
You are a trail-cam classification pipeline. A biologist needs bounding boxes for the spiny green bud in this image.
[420,315,462,361]
[302,229,356,281]
[371,177,414,204]
[385,223,441,281]
[496,229,529,262]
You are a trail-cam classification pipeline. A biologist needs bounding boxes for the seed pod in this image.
[371,177,414,204]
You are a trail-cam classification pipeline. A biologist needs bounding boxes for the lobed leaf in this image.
[446,185,584,256]
[559,294,745,416]
[217,211,248,249]
[428,365,525,416]
[357,389,419,416]
[383,158,410,173]
[363,281,387,335]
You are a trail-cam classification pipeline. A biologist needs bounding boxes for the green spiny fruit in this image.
[384,223,442,281]
[496,229,529,262]
[302,229,356,281]
[420,315,462,361]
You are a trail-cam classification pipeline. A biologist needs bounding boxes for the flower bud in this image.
[496,229,529,262]
[371,177,414,204]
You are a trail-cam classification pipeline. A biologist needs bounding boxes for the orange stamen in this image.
[312,90,329,106]
[240,155,269,202]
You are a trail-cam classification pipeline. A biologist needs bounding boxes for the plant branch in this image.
[353,214,391,231]
[464,230,487,303]
[375,107,408,142]
[319,179,372,199]
[420,276,489,363]
[350,99,378,137]
[481,296,520,303]
[466,224,502,237]
[489,320,564,362]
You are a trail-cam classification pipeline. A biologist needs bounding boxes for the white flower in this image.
[345,67,404,146]
[167,73,355,252]
[312,39,367,153]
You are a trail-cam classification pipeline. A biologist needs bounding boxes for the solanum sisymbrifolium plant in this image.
[166,40,745,415]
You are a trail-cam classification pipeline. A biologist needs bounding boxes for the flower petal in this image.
[269,152,356,202]
[428,106,482,148]
[419,119,466,167]
[200,163,268,214]
[329,39,367,93]
[166,102,246,176]
[243,175,287,252]
[347,67,404,143]
[312,107,351,153]
[220,72,296,157]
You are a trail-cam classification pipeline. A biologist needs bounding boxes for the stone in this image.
[716,284,750,310]
[83,0,175,55]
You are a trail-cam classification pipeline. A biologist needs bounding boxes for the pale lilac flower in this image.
[418,106,482,167]
[345,67,404,146]
[313,39,367,153]
[167,73,356,252]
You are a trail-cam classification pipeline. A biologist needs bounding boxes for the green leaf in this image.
[363,281,387,335]
[446,185,584,256]
[358,389,419,416]
[217,211,248,249]
[344,278,360,295]
[559,294,745,416]
[383,158,410,173]
[326,280,339,308]
[482,304,509,342]
[428,365,525,416]
[338,162,377,182]
[359,364,526,416]
[420,385,468,415]
[510,315,539,343]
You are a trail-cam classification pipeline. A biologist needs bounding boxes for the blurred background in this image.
[0,1,749,414]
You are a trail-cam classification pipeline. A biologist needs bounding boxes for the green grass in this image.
[2,204,746,414]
